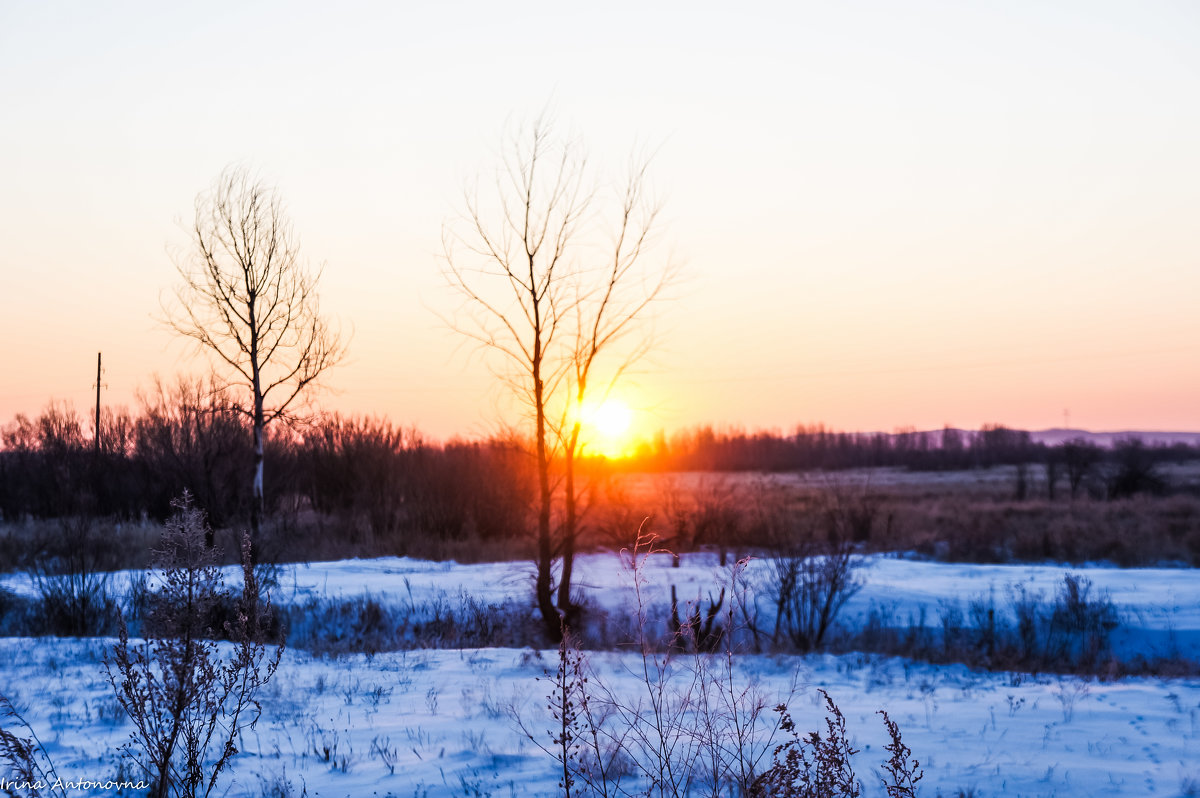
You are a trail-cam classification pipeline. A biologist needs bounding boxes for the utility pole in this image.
[94,352,102,455]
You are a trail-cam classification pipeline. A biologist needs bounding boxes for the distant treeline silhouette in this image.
[626,423,1200,476]
[0,379,531,540]
[2,384,1196,525]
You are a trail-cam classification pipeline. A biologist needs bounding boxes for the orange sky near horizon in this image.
[1,2,1198,443]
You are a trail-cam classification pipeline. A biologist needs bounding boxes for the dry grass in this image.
[3,465,1199,578]
[588,469,1200,567]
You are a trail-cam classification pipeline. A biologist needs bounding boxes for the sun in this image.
[579,398,635,458]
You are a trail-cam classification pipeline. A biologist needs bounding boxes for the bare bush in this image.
[668,585,725,654]
[758,484,866,653]
[31,516,119,636]
[1047,574,1119,667]
[105,493,281,798]
[769,541,862,653]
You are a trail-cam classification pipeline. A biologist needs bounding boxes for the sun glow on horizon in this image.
[578,398,635,459]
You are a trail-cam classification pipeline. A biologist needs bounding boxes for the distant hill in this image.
[1029,429,1200,448]
[898,427,1200,448]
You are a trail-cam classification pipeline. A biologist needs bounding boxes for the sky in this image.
[1,1,1198,442]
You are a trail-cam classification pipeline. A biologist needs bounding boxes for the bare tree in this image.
[1061,438,1102,500]
[444,116,669,639]
[166,167,345,544]
[556,158,669,621]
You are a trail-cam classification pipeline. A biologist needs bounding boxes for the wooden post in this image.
[94,352,102,454]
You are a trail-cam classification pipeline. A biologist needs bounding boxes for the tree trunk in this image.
[557,421,581,628]
[533,356,560,642]
[250,372,264,562]
[251,419,263,552]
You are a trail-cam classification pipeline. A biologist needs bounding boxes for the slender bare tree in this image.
[556,159,669,621]
[166,167,345,545]
[444,117,669,639]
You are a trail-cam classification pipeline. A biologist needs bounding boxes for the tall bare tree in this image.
[444,118,669,639]
[166,167,345,544]
[556,160,668,620]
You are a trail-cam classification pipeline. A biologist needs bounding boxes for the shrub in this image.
[769,541,862,653]
[1046,574,1118,667]
[105,493,281,798]
[30,516,120,636]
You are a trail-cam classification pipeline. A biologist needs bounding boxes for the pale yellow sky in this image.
[1,1,1198,440]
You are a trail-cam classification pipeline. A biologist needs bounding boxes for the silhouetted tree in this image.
[443,115,669,639]
[165,167,346,545]
[1043,445,1061,500]
[1107,439,1167,499]
[1062,438,1103,500]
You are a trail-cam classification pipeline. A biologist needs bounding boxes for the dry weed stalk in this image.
[105,493,282,798]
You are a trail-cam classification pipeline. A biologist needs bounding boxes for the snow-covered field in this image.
[3,553,1199,796]
[3,638,1199,797]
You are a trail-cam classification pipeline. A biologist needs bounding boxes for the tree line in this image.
[4,392,1194,529]
[629,423,1192,472]
[0,379,530,546]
